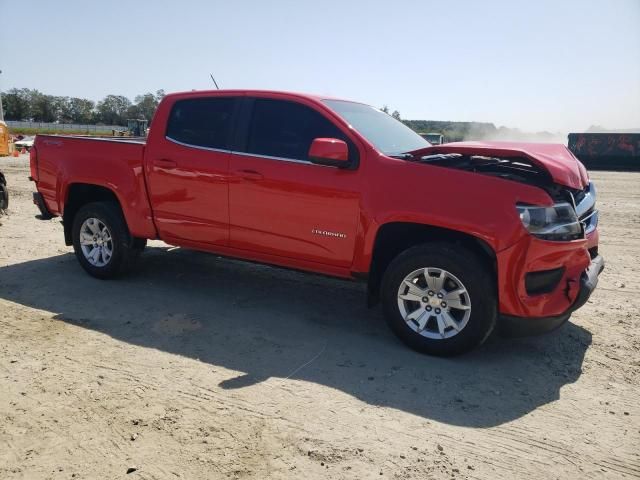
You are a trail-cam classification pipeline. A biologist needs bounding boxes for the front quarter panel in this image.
[353,154,553,273]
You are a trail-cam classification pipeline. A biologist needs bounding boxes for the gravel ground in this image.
[1,153,639,479]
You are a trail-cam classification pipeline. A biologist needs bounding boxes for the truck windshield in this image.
[323,100,430,155]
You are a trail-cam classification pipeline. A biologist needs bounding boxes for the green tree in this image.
[126,104,142,120]
[52,96,73,123]
[133,92,159,121]
[28,90,57,122]
[68,97,96,124]
[130,89,166,121]
[392,110,401,120]
[1,88,31,120]
[96,95,132,125]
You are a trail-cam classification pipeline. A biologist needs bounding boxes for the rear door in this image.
[228,97,362,267]
[145,96,237,245]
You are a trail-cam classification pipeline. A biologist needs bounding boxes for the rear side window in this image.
[166,97,236,149]
[247,99,355,162]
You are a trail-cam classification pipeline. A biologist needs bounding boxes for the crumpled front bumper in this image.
[499,254,604,336]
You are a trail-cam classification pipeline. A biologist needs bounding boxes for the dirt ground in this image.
[0,153,638,480]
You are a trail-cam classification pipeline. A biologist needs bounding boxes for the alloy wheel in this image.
[397,267,472,339]
[79,217,113,267]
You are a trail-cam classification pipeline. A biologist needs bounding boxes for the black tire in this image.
[0,173,8,210]
[381,243,496,356]
[72,202,140,279]
[133,237,147,251]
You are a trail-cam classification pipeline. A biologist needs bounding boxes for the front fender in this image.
[351,159,552,274]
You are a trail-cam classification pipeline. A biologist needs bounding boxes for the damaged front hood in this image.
[409,141,588,190]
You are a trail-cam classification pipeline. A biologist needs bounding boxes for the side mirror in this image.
[308,138,349,168]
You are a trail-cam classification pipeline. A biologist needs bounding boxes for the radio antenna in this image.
[209,74,220,90]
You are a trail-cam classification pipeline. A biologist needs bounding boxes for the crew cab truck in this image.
[30,90,604,356]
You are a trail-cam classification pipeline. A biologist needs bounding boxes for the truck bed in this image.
[32,134,157,239]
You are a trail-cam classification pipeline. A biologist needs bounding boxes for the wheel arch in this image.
[366,222,497,306]
[62,183,126,246]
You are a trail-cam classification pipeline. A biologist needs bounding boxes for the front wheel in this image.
[72,202,140,279]
[381,243,497,356]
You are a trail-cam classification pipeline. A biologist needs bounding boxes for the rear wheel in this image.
[72,202,140,279]
[381,243,496,356]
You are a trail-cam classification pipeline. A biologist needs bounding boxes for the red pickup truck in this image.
[30,90,603,356]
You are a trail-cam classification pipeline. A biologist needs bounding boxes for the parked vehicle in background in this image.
[568,133,640,171]
[127,119,149,137]
[14,136,35,151]
[29,90,604,356]
[419,132,445,145]
[0,171,8,210]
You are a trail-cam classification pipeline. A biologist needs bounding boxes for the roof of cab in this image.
[163,89,356,103]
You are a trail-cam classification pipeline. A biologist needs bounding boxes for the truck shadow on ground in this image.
[0,245,592,428]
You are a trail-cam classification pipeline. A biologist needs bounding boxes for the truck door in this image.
[228,97,361,267]
[144,96,237,245]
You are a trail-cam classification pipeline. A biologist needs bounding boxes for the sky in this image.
[1,0,639,132]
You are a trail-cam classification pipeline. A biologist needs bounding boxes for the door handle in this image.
[236,169,264,181]
[155,158,177,169]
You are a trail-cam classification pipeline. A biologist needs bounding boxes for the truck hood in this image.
[409,141,589,190]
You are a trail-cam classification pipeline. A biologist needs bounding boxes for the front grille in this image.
[573,189,586,205]
[571,182,598,235]
[581,210,599,234]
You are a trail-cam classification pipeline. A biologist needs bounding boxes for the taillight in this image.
[29,145,38,181]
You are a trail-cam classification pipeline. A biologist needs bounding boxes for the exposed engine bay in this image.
[418,153,552,186]
[414,152,584,202]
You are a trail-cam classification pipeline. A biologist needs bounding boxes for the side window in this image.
[247,99,355,162]
[166,97,236,149]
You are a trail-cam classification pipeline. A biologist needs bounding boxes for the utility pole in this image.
[0,70,4,122]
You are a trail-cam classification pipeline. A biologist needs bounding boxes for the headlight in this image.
[516,202,583,241]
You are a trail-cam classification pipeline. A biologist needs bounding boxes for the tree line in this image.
[2,90,563,142]
[1,88,165,126]
[402,119,499,142]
